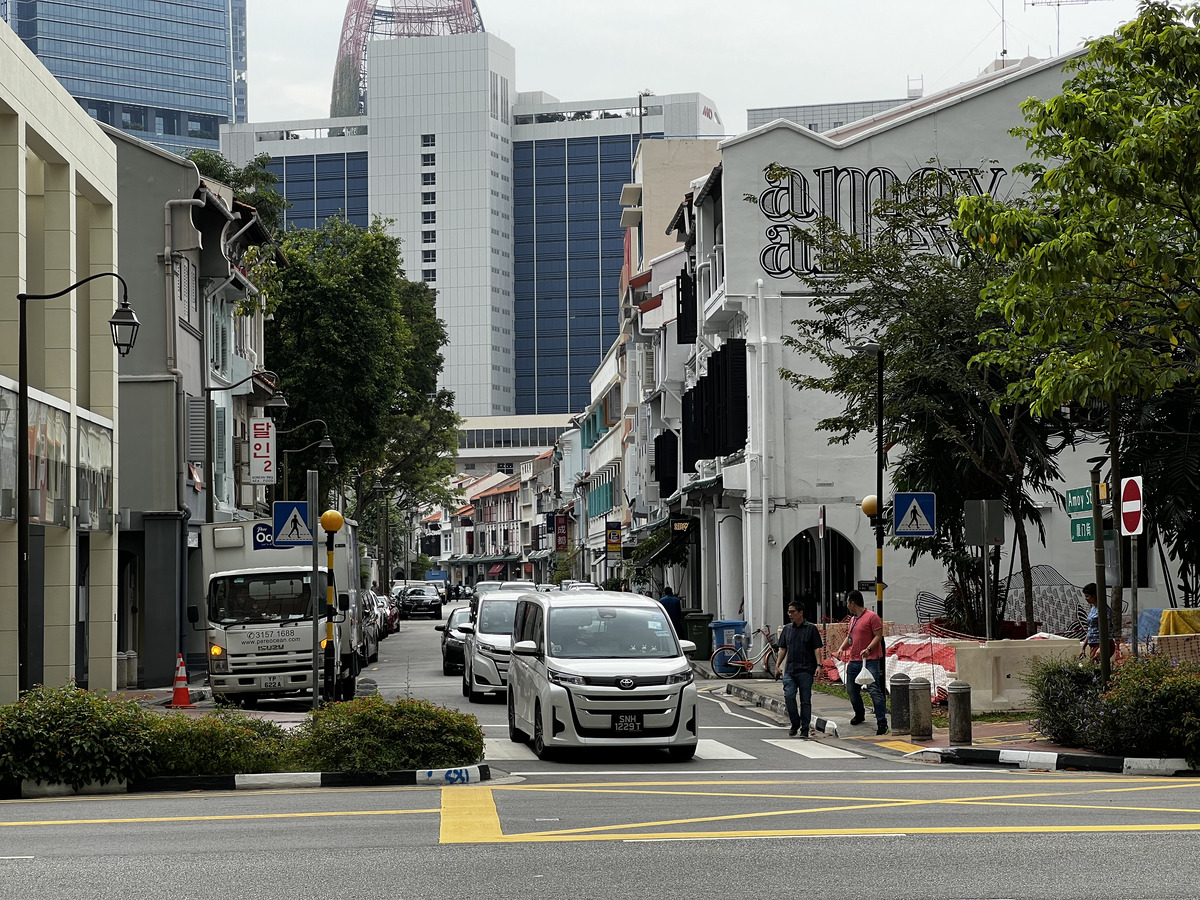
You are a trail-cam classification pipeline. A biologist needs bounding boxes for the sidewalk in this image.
[691,660,1198,776]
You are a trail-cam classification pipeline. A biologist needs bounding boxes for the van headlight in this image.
[548,668,585,686]
[208,644,229,674]
[666,670,693,685]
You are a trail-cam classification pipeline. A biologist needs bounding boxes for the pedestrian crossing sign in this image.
[893,492,936,537]
[273,501,312,547]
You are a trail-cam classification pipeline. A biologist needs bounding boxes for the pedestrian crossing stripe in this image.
[482,738,863,762]
[898,497,933,534]
[280,509,312,542]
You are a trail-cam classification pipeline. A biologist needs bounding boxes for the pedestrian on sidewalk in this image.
[775,602,823,737]
[657,585,684,635]
[1081,583,1101,659]
[838,590,888,735]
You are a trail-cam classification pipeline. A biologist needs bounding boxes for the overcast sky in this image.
[246,0,1143,134]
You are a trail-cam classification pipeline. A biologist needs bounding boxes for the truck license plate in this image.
[261,676,284,690]
[614,713,643,734]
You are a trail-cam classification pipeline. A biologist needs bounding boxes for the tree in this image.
[956,2,1200,625]
[265,216,422,501]
[188,150,288,234]
[773,168,1075,634]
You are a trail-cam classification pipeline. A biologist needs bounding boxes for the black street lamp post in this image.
[16,272,140,693]
[855,341,886,619]
[277,418,337,500]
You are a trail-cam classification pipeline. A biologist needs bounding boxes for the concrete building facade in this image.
[0,23,123,701]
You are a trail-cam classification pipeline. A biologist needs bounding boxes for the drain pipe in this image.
[165,192,206,658]
[756,278,769,640]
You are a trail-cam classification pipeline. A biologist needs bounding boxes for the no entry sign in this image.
[1121,476,1144,536]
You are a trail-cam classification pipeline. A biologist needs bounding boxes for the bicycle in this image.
[709,626,779,680]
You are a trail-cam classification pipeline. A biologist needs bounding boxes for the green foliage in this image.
[290,694,484,772]
[266,217,420,500]
[187,150,288,234]
[0,685,157,790]
[1024,656,1106,748]
[1026,655,1200,764]
[149,709,290,777]
[956,2,1200,415]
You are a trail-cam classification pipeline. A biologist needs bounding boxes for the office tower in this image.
[3,0,240,154]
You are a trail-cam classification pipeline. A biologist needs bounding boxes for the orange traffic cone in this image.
[167,653,195,708]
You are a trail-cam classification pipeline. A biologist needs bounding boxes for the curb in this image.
[906,746,1199,776]
[3,764,490,799]
[722,682,840,737]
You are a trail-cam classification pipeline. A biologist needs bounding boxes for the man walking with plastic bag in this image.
[838,590,888,735]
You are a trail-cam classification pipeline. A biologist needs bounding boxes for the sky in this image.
[246,0,1144,135]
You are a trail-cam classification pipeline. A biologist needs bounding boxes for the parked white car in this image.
[459,593,519,702]
[506,591,699,761]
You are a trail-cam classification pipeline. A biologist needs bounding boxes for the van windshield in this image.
[548,606,679,659]
[476,597,518,635]
[208,572,327,625]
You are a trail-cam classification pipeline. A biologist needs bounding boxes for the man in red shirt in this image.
[838,590,888,735]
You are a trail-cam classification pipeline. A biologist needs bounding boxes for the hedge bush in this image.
[150,709,290,777]
[1025,655,1200,765]
[290,694,484,773]
[0,688,483,787]
[0,685,158,790]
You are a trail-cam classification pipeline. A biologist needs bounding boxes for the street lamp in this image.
[16,272,141,692]
[203,370,287,523]
[280,425,337,500]
[854,341,886,619]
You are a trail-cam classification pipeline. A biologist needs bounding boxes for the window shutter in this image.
[186,395,207,463]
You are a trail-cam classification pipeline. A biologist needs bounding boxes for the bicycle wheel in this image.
[710,645,744,679]
[762,649,778,679]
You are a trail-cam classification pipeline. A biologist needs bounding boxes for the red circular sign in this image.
[1121,477,1143,535]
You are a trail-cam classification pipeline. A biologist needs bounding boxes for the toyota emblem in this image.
[618,677,636,690]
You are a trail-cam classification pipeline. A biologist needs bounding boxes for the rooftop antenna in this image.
[1026,0,1114,56]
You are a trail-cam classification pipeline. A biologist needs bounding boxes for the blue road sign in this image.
[894,492,936,537]
[273,501,312,548]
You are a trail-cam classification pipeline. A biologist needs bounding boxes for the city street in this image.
[3,605,1200,899]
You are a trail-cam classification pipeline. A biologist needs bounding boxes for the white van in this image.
[459,591,521,702]
[506,591,699,761]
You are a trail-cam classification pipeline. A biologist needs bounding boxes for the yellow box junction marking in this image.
[437,778,1200,845]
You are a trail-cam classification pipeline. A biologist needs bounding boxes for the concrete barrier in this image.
[950,637,1077,712]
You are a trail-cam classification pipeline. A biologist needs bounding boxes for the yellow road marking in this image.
[440,786,503,843]
[879,740,926,753]
[0,808,438,828]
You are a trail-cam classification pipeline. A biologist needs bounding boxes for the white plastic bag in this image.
[854,666,875,687]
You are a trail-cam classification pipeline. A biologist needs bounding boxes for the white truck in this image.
[188,517,365,705]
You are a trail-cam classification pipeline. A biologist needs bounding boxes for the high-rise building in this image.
[2,0,241,154]
[223,24,722,418]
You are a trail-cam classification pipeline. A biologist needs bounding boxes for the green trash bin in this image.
[682,610,714,658]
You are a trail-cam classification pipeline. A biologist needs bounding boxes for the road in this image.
[4,604,1200,899]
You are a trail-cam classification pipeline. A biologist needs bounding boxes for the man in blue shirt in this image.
[657,585,684,635]
[775,603,824,737]
[1083,583,1100,657]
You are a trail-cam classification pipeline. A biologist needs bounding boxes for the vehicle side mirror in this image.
[679,639,697,655]
[459,623,475,634]
[338,593,350,612]
[187,605,199,624]
[434,625,445,632]
[512,640,538,657]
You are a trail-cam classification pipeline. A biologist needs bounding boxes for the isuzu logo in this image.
[618,677,636,690]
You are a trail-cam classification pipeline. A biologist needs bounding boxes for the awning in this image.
[488,563,506,576]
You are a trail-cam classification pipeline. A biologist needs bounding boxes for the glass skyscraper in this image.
[3,0,241,154]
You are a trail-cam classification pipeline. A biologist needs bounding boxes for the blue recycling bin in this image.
[708,620,747,674]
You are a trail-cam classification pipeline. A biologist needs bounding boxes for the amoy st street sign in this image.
[1066,482,1108,516]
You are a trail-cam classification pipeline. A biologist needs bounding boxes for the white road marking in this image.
[0,857,34,860]
[695,739,756,760]
[484,738,538,761]
[763,738,862,759]
[698,692,777,725]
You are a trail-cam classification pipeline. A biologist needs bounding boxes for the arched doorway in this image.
[781,528,856,623]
